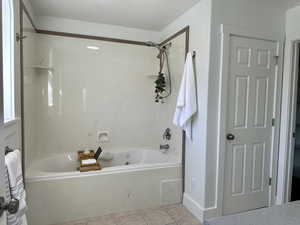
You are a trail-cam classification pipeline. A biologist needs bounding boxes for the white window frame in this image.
[2,0,15,123]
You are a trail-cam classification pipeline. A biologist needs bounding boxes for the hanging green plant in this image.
[154,72,166,103]
[152,44,172,103]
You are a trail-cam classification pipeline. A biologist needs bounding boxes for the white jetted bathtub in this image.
[26,148,182,225]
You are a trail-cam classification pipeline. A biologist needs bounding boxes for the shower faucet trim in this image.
[163,128,171,140]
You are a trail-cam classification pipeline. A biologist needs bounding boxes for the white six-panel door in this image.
[223,35,277,215]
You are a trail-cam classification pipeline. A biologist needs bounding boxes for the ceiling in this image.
[287,0,300,8]
[29,0,201,31]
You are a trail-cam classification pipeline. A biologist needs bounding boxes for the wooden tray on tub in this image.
[79,162,101,172]
[78,150,95,160]
[77,150,101,172]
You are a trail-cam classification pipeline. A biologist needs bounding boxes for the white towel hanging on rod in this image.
[173,51,197,140]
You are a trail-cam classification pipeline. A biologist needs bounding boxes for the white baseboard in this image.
[183,193,204,222]
[183,193,219,223]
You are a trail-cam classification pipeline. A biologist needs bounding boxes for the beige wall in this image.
[161,0,212,221]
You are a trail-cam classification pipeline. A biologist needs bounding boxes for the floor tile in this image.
[162,205,193,221]
[87,215,116,225]
[52,221,87,225]
[115,214,147,225]
[176,217,202,225]
[112,209,144,219]
[143,209,175,225]
[51,204,203,225]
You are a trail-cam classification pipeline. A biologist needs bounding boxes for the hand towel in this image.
[173,52,197,139]
[5,150,27,225]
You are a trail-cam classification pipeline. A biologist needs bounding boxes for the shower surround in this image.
[26,34,184,161]
[22,17,187,225]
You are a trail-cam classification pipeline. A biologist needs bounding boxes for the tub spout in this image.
[159,144,169,153]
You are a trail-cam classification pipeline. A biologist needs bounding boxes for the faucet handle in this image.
[163,128,171,140]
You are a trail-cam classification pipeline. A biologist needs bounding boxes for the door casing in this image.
[283,41,300,202]
[216,24,284,216]
[0,0,6,224]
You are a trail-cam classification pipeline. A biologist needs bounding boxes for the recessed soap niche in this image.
[97,131,110,143]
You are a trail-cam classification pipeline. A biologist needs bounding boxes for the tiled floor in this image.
[53,204,202,225]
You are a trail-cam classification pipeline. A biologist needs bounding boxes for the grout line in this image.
[140,211,150,225]
[164,207,177,222]
[143,217,149,225]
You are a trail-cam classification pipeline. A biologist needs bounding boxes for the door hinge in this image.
[274,55,279,65]
[16,33,27,42]
[272,118,275,127]
[269,177,272,186]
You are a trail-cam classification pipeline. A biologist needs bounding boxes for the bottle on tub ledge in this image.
[95,131,114,161]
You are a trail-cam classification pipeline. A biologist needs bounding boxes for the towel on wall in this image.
[173,52,197,139]
[5,150,27,225]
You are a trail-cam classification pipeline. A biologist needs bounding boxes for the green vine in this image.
[154,72,166,103]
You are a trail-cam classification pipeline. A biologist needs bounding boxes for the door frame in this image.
[279,40,300,203]
[0,0,3,125]
[0,1,6,224]
[216,24,284,216]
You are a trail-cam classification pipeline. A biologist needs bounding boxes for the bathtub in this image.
[26,148,182,225]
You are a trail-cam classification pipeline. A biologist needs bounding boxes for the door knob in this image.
[0,197,19,217]
[226,133,235,141]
